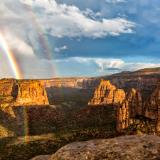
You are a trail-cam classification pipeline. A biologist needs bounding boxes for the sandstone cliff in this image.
[0,79,49,137]
[88,80,125,105]
[43,78,99,89]
[88,79,160,133]
[15,80,49,105]
[0,79,49,106]
[41,67,160,92]
[88,80,129,132]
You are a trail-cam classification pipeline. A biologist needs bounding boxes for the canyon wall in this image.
[0,79,49,106]
[42,68,160,91]
[0,79,49,137]
[0,68,159,138]
[15,80,49,105]
[88,79,160,133]
[43,78,99,89]
[88,80,126,105]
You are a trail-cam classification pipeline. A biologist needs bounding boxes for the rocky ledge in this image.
[31,135,160,160]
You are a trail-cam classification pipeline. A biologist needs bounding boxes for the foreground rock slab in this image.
[50,135,160,160]
[31,155,51,160]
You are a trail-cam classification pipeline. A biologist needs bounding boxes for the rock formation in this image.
[43,78,99,89]
[15,80,49,105]
[0,79,49,106]
[37,135,160,160]
[42,67,160,91]
[127,88,143,117]
[142,82,160,132]
[88,80,126,105]
[88,79,160,133]
[0,79,49,137]
[88,80,129,131]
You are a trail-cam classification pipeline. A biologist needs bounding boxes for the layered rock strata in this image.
[0,79,49,137]
[15,80,49,105]
[89,80,160,133]
[0,79,49,106]
[88,80,126,105]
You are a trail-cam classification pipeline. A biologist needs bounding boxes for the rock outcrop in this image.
[45,135,160,160]
[15,80,49,105]
[0,79,49,137]
[0,79,49,106]
[88,80,126,105]
[88,80,129,131]
[42,67,160,92]
[127,88,143,117]
[88,79,160,133]
[43,78,99,89]
[0,79,17,97]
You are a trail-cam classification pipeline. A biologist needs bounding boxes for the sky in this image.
[0,0,160,78]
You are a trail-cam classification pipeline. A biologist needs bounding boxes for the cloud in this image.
[54,45,68,53]
[20,0,135,38]
[0,0,136,78]
[55,56,160,76]
[95,58,124,72]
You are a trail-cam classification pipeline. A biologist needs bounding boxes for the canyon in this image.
[0,68,159,137]
[88,79,160,133]
[0,67,159,160]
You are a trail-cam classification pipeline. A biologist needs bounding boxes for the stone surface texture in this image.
[50,135,160,160]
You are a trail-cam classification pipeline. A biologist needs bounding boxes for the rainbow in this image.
[0,4,57,141]
[29,10,57,77]
[0,32,23,79]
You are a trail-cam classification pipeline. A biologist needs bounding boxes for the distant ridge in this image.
[0,67,159,80]
[101,67,160,78]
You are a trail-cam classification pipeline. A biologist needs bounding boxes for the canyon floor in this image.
[0,67,159,160]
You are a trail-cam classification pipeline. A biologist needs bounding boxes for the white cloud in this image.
[54,45,68,53]
[55,56,160,74]
[20,0,135,38]
[95,58,124,72]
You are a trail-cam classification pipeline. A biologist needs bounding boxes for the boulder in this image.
[50,135,160,160]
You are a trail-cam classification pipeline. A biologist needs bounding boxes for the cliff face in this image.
[88,79,160,133]
[0,79,49,106]
[43,78,99,89]
[15,80,49,105]
[105,68,160,99]
[88,80,130,131]
[143,82,160,132]
[88,80,125,105]
[41,68,160,91]
[0,79,17,97]
[0,79,49,137]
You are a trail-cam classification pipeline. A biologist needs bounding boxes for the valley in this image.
[0,67,159,160]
